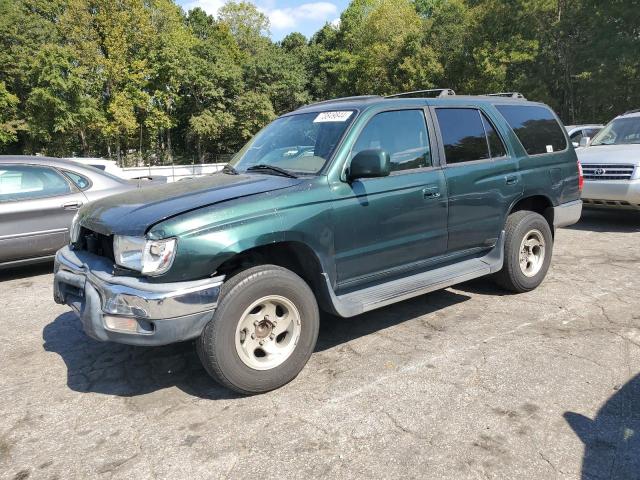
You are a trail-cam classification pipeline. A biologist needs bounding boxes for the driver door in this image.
[331,109,448,289]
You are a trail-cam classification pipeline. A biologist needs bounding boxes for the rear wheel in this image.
[197,265,319,394]
[494,210,553,293]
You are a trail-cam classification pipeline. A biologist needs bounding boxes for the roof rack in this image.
[301,95,382,109]
[622,108,640,115]
[386,88,456,99]
[486,92,527,100]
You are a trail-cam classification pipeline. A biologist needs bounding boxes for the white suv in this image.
[577,110,640,209]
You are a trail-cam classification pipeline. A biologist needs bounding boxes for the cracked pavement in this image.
[1,208,639,479]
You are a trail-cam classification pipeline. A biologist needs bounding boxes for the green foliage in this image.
[0,0,637,160]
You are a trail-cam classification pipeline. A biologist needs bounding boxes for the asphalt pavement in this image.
[1,208,639,480]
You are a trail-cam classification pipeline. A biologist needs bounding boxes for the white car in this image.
[577,110,640,209]
[565,124,603,148]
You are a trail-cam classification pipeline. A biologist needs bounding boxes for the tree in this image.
[218,1,270,53]
[0,82,21,146]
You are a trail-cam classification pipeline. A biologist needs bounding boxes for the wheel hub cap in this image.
[235,295,302,371]
[518,229,546,278]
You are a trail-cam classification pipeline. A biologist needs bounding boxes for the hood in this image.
[577,144,640,165]
[80,172,303,236]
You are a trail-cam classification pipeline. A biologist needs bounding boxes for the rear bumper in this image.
[582,179,640,207]
[53,246,223,346]
[553,200,583,228]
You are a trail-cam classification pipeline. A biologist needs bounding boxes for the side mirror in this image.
[579,137,590,148]
[348,149,390,181]
[572,141,579,148]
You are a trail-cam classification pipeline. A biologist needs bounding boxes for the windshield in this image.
[591,116,640,146]
[229,111,356,174]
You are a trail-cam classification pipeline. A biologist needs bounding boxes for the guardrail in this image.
[120,163,227,183]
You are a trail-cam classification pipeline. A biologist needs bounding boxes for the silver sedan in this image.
[0,156,136,268]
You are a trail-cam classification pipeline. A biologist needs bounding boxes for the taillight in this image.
[577,160,584,191]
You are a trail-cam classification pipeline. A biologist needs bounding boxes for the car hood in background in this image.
[80,173,303,236]
[577,144,640,165]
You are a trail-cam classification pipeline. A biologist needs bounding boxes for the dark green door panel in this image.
[331,169,448,286]
[444,160,522,252]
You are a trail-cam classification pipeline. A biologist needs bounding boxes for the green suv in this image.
[54,92,583,394]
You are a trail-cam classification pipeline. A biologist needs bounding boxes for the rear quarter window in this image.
[496,105,567,155]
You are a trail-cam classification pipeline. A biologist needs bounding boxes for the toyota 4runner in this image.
[54,92,583,394]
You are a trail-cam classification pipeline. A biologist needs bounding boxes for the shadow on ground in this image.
[43,289,470,399]
[565,374,640,480]
[0,261,53,282]
[567,208,640,234]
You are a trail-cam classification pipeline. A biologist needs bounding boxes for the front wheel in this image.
[494,210,553,293]
[197,265,319,394]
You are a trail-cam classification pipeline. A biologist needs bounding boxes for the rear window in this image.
[496,105,567,155]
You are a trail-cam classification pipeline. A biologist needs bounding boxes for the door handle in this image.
[505,175,518,185]
[62,201,83,210]
[422,188,441,199]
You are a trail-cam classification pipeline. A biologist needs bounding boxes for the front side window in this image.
[496,105,567,154]
[0,165,72,202]
[352,110,431,172]
[591,117,640,146]
[436,108,491,164]
[230,111,356,174]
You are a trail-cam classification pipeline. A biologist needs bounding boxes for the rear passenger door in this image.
[433,107,522,254]
[0,164,85,263]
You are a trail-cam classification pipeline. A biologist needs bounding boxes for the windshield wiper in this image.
[246,164,298,178]
[222,164,239,175]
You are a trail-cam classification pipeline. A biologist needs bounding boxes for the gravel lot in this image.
[1,208,639,480]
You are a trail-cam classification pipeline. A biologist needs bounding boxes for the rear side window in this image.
[63,170,91,190]
[481,114,507,157]
[0,165,72,202]
[496,105,567,155]
[436,108,491,164]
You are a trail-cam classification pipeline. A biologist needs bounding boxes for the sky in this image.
[177,0,349,40]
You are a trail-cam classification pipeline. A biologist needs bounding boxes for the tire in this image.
[197,265,319,394]
[494,210,553,293]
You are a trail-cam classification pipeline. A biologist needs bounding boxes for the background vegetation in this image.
[0,0,638,165]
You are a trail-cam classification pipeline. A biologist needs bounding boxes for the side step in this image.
[323,232,504,318]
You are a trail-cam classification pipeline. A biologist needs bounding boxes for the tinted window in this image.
[496,105,567,154]
[0,165,72,202]
[436,108,490,164]
[481,113,507,157]
[64,170,91,190]
[353,110,431,172]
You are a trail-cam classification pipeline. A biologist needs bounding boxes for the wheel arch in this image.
[214,240,336,313]
[508,194,555,234]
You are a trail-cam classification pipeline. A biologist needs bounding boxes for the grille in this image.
[77,228,115,262]
[582,164,635,181]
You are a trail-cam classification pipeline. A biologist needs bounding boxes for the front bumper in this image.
[553,200,583,228]
[53,246,223,346]
[582,179,640,208]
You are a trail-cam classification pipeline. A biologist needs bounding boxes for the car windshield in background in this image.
[591,117,640,146]
[229,111,356,175]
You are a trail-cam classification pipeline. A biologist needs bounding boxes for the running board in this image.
[323,232,504,318]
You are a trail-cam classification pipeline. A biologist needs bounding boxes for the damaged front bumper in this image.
[53,246,223,346]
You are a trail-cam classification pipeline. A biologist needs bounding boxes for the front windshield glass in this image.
[229,111,356,174]
[591,116,640,146]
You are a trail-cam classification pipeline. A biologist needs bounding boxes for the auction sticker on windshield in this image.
[314,111,353,123]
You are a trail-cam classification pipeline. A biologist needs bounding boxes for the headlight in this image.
[113,236,177,276]
[70,212,81,244]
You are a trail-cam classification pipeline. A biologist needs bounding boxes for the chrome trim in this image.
[0,227,68,241]
[553,200,583,228]
[55,246,224,320]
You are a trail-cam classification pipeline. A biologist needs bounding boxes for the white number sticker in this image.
[546,145,554,153]
[314,111,353,123]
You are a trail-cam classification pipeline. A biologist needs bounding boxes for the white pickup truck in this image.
[577,110,640,210]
